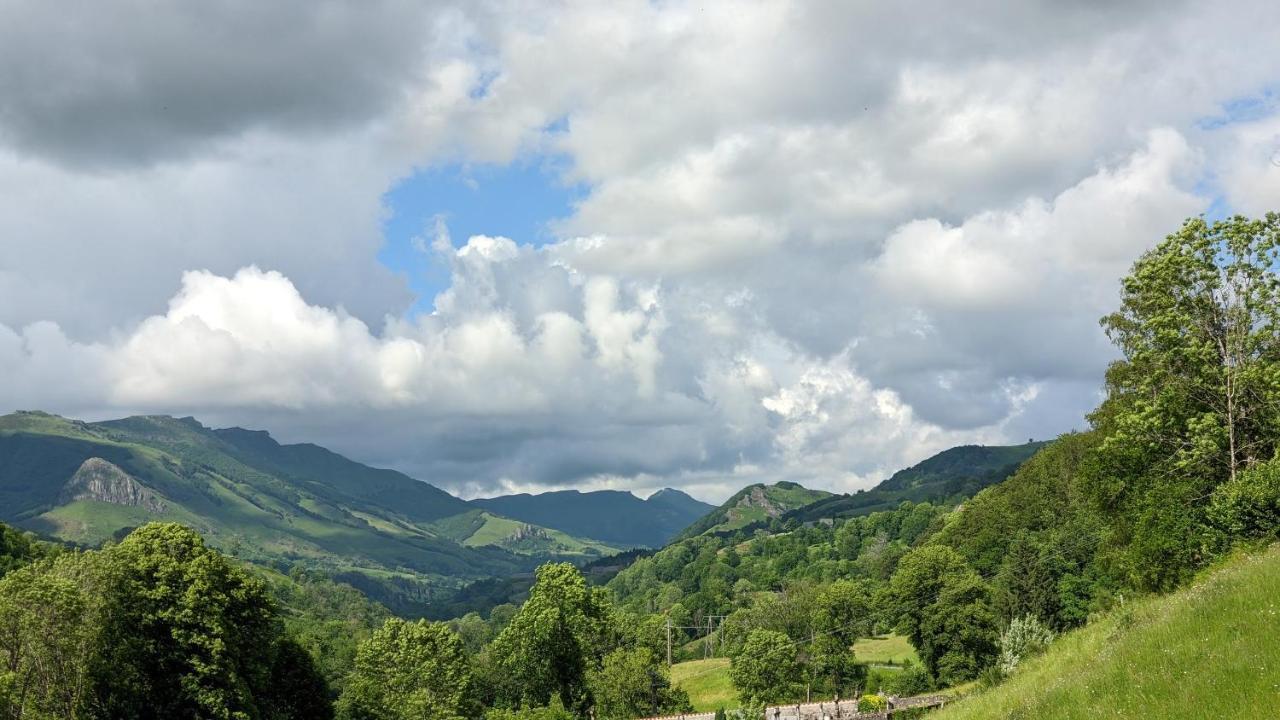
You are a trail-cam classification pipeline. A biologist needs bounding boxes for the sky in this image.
[2,0,1280,502]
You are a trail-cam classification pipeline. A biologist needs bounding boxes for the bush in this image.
[484,705,575,720]
[1208,458,1280,540]
[885,660,933,696]
[997,614,1055,676]
[858,693,887,711]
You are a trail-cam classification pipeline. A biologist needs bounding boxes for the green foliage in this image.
[483,704,575,720]
[929,433,1114,631]
[488,563,617,713]
[807,580,872,695]
[587,647,692,720]
[0,522,331,720]
[265,566,391,698]
[932,545,1280,720]
[729,629,803,706]
[0,553,99,719]
[996,615,1054,676]
[1089,214,1280,590]
[92,523,329,720]
[0,524,42,579]
[884,660,933,696]
[889,546,998,685]
[336,618,473,720]
[1207,455,1280,541]
[610,501,946,631]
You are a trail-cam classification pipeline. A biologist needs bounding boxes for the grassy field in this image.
[671,658,739,711]
[853,633,919,666]
[934,543,1280,720]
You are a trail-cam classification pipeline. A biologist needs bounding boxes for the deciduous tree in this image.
[337,618,473,720]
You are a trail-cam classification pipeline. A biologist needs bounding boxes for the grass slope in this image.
[458,511,623,556]
[935,544,1280,720]
[671,658,738,711]
[852,634,919,666]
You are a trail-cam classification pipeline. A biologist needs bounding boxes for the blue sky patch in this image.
[379,158,587,314]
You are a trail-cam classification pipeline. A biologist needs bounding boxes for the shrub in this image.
[858,693,888,711]
[886,660,933,696]
[997,614,1055,676]
[1208,458,1280,540]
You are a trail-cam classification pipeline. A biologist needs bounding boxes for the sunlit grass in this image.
[934,544,1280,720]
[672,657,739,711]
[853,633,919,666]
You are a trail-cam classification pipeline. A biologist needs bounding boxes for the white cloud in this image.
[2,0,1280,500]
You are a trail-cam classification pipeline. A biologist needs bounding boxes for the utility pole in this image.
[666,617,672,667]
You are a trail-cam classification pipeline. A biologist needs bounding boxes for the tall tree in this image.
[808,580,872,695]
[90,523,330,720]
[337,618,473,720]
[0,554,100,720]
[889,546,998,685]
[729,629,802,706]
[1091,213,1280,589]
[488,563,617,714]
[586,647,691,720]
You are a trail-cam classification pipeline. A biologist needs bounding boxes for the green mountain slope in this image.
[782,441,1047,524]
[0,411,620,613]
[934,543,1280,720]
[471,487,714,548]
[673,481,833,539]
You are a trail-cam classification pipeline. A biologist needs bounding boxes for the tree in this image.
[337,618,473,720]
[808,580,872,695]
[1091,214,1280,589]
[263,638,335,720]
[0,525,41,580]
[992,533,1061,626]
[729,629,802,706]
[587,647,691,720]
[889,546,998,685]
[91,523,331,719]
[0,554,99,720]
[488,563,617,713]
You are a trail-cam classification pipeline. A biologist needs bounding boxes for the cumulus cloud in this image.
[2,0,1280,499]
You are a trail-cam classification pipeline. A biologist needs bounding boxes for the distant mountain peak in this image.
[472,487,713,548]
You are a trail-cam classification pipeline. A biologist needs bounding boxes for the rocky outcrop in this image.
[738,486,784,517]
[59,457,166,512]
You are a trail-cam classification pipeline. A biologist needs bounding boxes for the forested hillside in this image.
[0,412,623,614]
[786,441,1046,523]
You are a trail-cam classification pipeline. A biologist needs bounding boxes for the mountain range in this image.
[0,411,706,612]
[472,487,713,548]
[0,410,1047,614]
